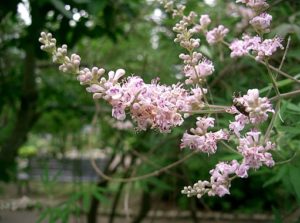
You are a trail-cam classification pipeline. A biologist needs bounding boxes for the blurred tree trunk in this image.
[87,180,109,223]
[87,155,120,223]
[108,176,128,223]
[132,190,151,223]
[0,45,38,180]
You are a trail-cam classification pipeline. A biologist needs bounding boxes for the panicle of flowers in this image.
[190,14,211,33]
[230,35,284,60]
[159,0,185,17]
[173,11,199,50]
[172,10,216,85]
[206,25,229,45]
[168,5,215,87]
[181,117,229,154]
[179,52,202,66]
[182,160,245,198]
[232,89,274,124]
[249,12,272,33]
[236,0,269,12]
[39,32,208,133]
[238,130,275,169]
[230,0,284,61]
[182,129,275,198]
[190,14,229,45]
[254,37,284,60]
[183,59,214,84]
[40,32,81,73]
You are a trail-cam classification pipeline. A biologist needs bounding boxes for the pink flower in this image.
[229,114,249,136]
[236,0,269,11]
[229,35,261,58]
[229,39,249,57]
[181,117,229,154]
[182,160,241,198]
[254,37,284,60]
[200,15,211,28]
[230,35,283,60]
[250,13,272,33]
[206,25,229,45]
[238,130,275,169]
[183,59,214,84]
[233,89,274,124]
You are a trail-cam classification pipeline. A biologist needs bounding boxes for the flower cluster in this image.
[182,88,275,198]
[182,129,275,198]
[249,12,272,33]
[236,0,269,12]
[171,9,215,85]
[182,160,246,198]
[181,117,228,154]
[206,25,229,45]
[39,0,280,201]
[39,32,81,73]
[230,35,283,60]
[182,58,214,84]
[230,0,283,60]
[190,13,229,46]
[39,32,56,53]
[232,89,274,125]
[173,11,198,50]
[159,0,185,18]
[238,131,275,169]
[39,32,208,133]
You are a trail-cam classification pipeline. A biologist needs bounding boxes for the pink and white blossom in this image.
[238,131,275,169]
[181,117,229,154]
[206,25,229,45]
[234,89,274,124]
[236,0,269,11]
[250,13,272,33]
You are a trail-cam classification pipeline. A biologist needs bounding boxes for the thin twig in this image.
[91,151,197,183]
[266,60,281,96]
[264,61,281,141]
[131,149,183,178]
[221,40,300,84]
[220,141,240,155]
[183,109,227,114]
[264,101,280,142]
[270,89,300,101]
[276,152,298,165]
[279,36,291,71]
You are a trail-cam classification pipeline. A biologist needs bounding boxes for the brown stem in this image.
[91,151,196,183]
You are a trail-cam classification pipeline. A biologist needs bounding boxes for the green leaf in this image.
[36,208,49,223]
[93,190,110,204]
[272,207,283,223]
[263,166,287,187]
[82,191,91,212]
[288,164,300,203]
